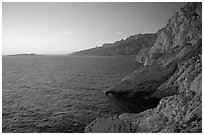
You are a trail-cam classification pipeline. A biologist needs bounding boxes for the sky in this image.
[2,2,186,55]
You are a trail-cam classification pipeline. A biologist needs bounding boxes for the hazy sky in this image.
[2,2,186,55]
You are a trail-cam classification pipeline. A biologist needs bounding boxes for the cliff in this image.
[85,2,202,133]
[73,33,157,56]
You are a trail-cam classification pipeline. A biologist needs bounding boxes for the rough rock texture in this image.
[86,2,202,133]
[86,73,201,133]
[105,62,178,95]
[105,2,202,98]
[73,33,157,56]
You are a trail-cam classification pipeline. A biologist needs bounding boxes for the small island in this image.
[7,53,44,56]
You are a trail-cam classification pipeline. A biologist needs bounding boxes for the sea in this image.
[2,55,159,133]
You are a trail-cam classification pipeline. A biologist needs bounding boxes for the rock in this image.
[89,72,201,132]
[85,117,138,133]
[105,62,178,97]
[85,2,202,133]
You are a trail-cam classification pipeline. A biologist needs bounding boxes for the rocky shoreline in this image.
[85,2,202,133]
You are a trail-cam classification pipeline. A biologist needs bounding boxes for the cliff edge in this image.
[85,2,202,133]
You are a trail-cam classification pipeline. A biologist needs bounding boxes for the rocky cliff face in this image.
[73,33,157,56]
[85,2,202,133]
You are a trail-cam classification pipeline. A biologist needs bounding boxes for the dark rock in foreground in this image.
[85,2,202,133]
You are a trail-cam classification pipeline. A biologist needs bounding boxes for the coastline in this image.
[85,2,202,133]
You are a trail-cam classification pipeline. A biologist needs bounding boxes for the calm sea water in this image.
[2,55,157,133]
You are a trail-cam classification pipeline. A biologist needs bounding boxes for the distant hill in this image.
[73,33,157,56]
